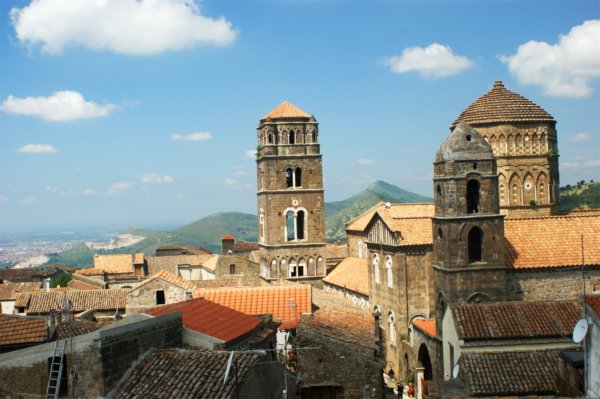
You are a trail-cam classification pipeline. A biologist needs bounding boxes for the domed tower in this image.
[255,101,326,282]
[433,123,507,334]
[452,81,559,217]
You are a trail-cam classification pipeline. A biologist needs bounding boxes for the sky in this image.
[1,0,599,231]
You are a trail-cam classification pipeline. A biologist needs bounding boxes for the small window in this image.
[286,168,293,188]
[156,290,165,305]
[289,131,295,144]
[286,210,295,241]
[295,167,302,187]
[296,210,305,240]
[436,184,442,196]
[268,133,273,144]
[468,227,483,263]
[466,134,472,142]
[388,312,396,346]
[437,228,443,239]
[386,256,393,288]
[372,254,380,285]
[467,179,480,214]
[229,264,236,274]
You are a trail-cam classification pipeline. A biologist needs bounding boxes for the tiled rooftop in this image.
[461,350,560,396]
[145,254,216,275]
[232,241,259,252]
[145,297,262,343]
[114,349,261,399]
[74,268,106,276]
[130,270,196,293]
[16,289,127,314]
[586,295,600,316]
[346,202,434,234]
[323,257,368,295]
[261,101,312,121]
[412,318,436,338]
[452,80,555,127]
[194,284,311,329]
[0,282,41,300]
[0,265,74,283]
[505,214,600,268]
[93,253,141,273]
[156,245,212,255]
[0,314,47,347]
[451,301,580,340]
[55,319,99,340]
[325,243,348,260]
[67,274,106,290]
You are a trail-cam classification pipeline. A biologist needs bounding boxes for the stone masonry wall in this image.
[126,278,191,314]
[508,266,600,301]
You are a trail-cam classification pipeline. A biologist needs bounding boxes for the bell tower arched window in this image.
[295,167,302,187]
[284,208,306,241]
[286,210,295,241]
[468,227,483,263]
[289,131,295,144]
[372,254,380,285]
[296,210,305,240]
[267,133,273,144]
[467,179,480,213]
[285,167,302,188]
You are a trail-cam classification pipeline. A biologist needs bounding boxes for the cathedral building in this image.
[255,101,327,282]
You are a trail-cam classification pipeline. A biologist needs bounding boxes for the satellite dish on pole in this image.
[572,319,589,344]
[452,364,460,379]
[223,351,234,386]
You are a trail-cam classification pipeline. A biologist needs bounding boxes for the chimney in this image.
[221,235,235,255]
[44,277,51,291]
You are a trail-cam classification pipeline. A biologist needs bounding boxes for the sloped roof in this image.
[461,350,560,396]
[346,202,434,232]
[377,213,433,246]
[435,122,494,163]
[0,282,41,300]
[0,314,47,347]
[194,284,312,329]
[74,268,106,276]
[261,101,312,122]
[114,349,262,399]
[586,295,600,317]
[15,289,127,314]
[55,319,99,340]
[325,243,348,260]
[505,213,600,268]
[129,270,196,293]
[412,318,436,338]
[145,297,262,343]
[93,253,140,273]
[156,245,212,255]
[323,257,368,295]
[146,254,216,276]
[68,274,106,290]
[450,301,579,341]
[452,80,555,127]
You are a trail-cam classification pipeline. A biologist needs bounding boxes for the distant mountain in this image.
[43,181,430,268]
[559,181,600,211]
[325,180,432,241]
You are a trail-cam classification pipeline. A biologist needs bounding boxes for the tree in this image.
[51,272,72,288]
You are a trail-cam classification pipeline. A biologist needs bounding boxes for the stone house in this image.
[126,270,195,315]
[71,253,147,289]
[144,297,276,351]
[0,281,41,314]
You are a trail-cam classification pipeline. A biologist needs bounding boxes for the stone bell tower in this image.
[256,101,327,282]
[432,123,508,335]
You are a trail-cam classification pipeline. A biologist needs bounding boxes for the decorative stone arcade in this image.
[256,101,327,282]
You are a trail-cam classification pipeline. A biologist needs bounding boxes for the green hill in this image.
[559,180,600,211]
[325,180,432,241]
[44,181,430,268]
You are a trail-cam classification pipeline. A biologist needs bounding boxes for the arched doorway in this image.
[418,343,433,380]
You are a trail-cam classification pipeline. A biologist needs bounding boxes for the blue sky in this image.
[1,0,599,230]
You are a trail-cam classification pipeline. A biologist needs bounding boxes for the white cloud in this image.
[21,195,38,204]
[106,182,131,195]
[141,173,174,183]
[562,159,600,170]
[568,133,591,142]
[82,188,96,195]
[223,178,238,185]
[10,0,238,56]
[356,158,376,165]
[501,20,600,97]
[0,195,9,203]
[245,149,257,159]
[46,185,59,192]
[171,132,212,141]
[17,144,57,154]
[1,91,116,121]
[384,43,473,78]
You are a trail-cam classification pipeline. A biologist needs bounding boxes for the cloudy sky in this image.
[1,0,599,230]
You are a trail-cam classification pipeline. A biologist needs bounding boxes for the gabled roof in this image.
[412,318,436,338]
[0,282,41,300]
[93,253,141,273]
[346,202,434,233]
[450,301,580,341]
[452,80,555,127]
[114,349,262,399]
[505,213,600,268]
[15,289,127,314]
[128,270,196,293]
[145,297,262,343]
[0,314,47,347]
[323,257,368,296]
[194,284,312,329]
[461,350,560,396]
[260,101,312,122]
[67,274,106,290]
[359,203,434,247]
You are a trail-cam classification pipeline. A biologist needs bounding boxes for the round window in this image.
[524,182,533,191]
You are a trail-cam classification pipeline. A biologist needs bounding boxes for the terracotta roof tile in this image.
[586,296,600,316]
[505,213,600,268]
[93,253,141,273]
[451,301,580,341]
[461,350,560,396]
[261,101,312,121]
[156,245,212,255]
[222,235,235,240]
[68,274,106,290]
[232,241,259,252]
[55,319,99,340]
[0,282,41,300]
[114,349,262,399]
[145,254,216,275]
[412,318,436,338]
[0,314,48,346]
[194,284,311,329]
[347,203,434,234]
[452,80,555,127]
[130,270,196,293]
[323,257,368,295]
[74,268,106,276]
[15,289,127,314]
[145,297,262,343]
[325,243,347,259]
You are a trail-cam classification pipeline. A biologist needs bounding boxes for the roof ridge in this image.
[260,101,312,121]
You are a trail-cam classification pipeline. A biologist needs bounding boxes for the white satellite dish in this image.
[223,351,234,385]
[452,364,460,379]
[572,319,589,344]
